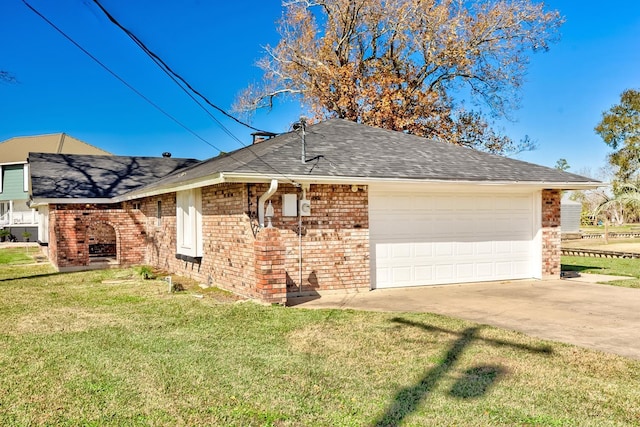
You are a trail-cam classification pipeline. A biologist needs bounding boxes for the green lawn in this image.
[0,247,37,265]
[1,255,640,425]
[580,224,640,233]
[562,255,640,288]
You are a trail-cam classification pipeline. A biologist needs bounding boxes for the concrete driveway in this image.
[290,275,640,360]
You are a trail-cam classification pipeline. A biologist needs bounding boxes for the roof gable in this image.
[0,133,111,164]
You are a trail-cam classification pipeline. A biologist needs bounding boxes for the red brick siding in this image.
[541,189,562,278]
[88,221,116,245]
[135,183,370,301]
[139,185,262,300]
[254,228,286,303]
[140,193,178,271]
[49,205,146,269]
[250,183,370,295]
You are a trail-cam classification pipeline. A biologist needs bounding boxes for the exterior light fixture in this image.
[265,200,274,228]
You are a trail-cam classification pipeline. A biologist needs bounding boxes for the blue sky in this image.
[1,0,639,177]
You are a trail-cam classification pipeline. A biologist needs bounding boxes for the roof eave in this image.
[222,173,602,190]
[30,197,114,207]
[31,173,602,206]
[115,173,226,202]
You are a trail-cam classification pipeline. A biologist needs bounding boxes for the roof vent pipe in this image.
[293,117,307,164]
[258,179,278,228]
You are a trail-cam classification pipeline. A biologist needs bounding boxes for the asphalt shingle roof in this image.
[29,119,597,201]
[142,118,597,190]
[29,153,200,199]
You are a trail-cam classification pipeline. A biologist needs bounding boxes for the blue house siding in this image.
[1,165,28,201]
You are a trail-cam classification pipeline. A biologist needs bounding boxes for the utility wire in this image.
[90,0,268,136]
[89,0,250,146]
[87,0,299,182]
[21,0,219,152]
[22,0,299,186]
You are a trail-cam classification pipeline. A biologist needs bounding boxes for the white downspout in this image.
[258,179,278,228]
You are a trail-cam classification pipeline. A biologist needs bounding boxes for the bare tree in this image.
[237,0,562,154]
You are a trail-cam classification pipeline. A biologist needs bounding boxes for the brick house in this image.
[29,119,599,304]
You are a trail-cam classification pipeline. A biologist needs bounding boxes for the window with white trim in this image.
[176,188,203,258]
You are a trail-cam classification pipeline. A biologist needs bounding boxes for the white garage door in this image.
[370,189,536,289]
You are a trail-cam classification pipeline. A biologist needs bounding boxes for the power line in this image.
[86,0,300,182]
[21,0,299,186]
[90,0,268,136]
[21,0,218,152]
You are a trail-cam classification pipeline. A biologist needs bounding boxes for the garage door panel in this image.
[370,190,535,289]
[456,264,475,279]
[457,242,474,256]
[495,262,513,276]
[476,241,493,255]
[414,243,433,257]
[391,266,412,284]
[435,264,454,281]
[476,263,494,278]
[391,244,412,258]
[415,265,434,281]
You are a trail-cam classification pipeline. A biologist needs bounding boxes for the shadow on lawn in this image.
[0,271,62,282]
[372,318,553,427]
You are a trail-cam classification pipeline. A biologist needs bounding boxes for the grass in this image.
[0,247,37,265]
[1,254,640,425]
[562,255,640,288]
[562,238,640,253]
[580,224,640,233]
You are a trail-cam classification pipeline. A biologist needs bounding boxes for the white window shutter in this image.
[194,188,203,257]
[0,166,3,193]
[176,189,202,257]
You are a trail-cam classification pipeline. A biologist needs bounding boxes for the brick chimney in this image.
[251,131,277,144]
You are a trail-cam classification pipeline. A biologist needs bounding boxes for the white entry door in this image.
[369,188,537,289]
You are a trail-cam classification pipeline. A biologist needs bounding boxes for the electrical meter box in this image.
[282,194,298,217]
[299,199,311,216]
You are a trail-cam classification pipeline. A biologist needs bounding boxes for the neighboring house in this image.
[561,195,582,236]
[29,119,600,303]
[0,133,111,242]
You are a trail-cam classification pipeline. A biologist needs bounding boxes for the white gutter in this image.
[29,172,601,208]
[30,197,113,207]
[116,173,226,202]
[258,179,278,228]
[221,173,602,190]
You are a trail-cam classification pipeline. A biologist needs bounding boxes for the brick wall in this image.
[49,205,146,269]
[139,184,262,300]
[250,183,370,295]
[135,182,370,302]
[140,193,178,271]
[541,189,562,278]
[87,221,117,245]
[254,228,286,303]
